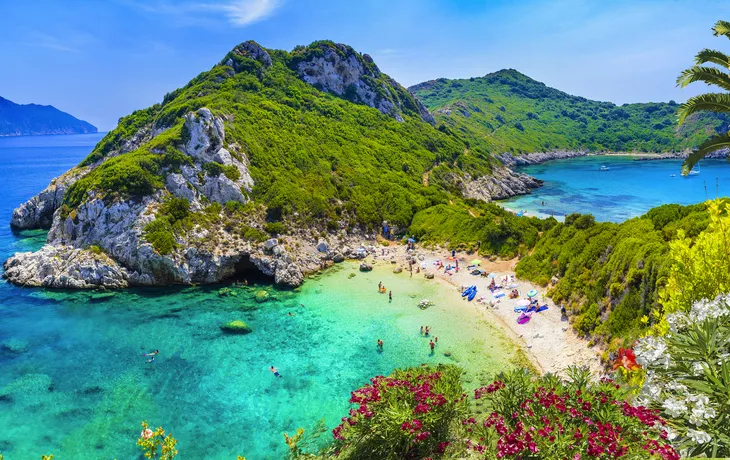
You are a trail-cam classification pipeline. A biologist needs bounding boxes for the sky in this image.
[1,0,729,131]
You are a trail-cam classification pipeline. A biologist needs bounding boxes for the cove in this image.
[499,155,730,222]
[0,135,518,459]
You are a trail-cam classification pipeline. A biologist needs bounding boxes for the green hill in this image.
[410,69,729,155]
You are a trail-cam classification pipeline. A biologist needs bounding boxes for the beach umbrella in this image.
[488,272,496,278]
[516,299,530,308]
[408,238,416,243]
[527,289,538,298]
[470,259,481,265]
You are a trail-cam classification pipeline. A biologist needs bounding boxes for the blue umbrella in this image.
[407,238,416,243]
[527,289,538,298]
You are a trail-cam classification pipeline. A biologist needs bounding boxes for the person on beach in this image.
[378,281,382,290]
[269,366,282,378]
[377,339,384,350]
[560,305,568,319]
[142,350,159,357]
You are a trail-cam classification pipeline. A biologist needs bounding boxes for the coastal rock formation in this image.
[3,245,129,289]
[294,42,434,124]
[496,150,588,167]
[459,167,543,202]
[10,168,88,229]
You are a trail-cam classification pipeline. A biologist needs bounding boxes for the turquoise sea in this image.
[0,135,517,459]
[500,155,730,222]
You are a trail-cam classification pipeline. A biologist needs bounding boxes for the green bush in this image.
[263,221,287,235]
[202,161,240,181]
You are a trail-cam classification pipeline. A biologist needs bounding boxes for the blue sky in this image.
[2,0,729,131]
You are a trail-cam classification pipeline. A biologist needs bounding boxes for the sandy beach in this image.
[363,243,603,376]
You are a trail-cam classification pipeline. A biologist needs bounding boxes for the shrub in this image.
[332,365,467,459]
[264,221,287,235]
[202,161,241,181]
[143,219,176,255]
[463,367,678,459]
[634,295,730,458]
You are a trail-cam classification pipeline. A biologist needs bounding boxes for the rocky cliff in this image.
[4,40,541,290]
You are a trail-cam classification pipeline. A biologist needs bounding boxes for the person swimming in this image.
[288,312,296,316]
[146,356,155,364]
[269,366,282,378]
[142,350,159,357]
[377,339,384,349]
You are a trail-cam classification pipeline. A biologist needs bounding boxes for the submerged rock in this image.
[219,320,253,334]
[359,263,373,272]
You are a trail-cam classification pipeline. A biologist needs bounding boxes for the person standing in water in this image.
[269,366,282,378]
[377,339,383,350]
[429,340,435,353]
[389,291,392,302]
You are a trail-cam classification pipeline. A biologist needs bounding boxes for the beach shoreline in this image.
[359,243,602,376]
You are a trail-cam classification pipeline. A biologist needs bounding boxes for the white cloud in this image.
[121,0,282,27]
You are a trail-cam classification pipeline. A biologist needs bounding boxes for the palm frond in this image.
[676,66,730,91]
[677,93,730,125]
[713,20,730,39]
[694,48,730,68]
[682,133,730,175]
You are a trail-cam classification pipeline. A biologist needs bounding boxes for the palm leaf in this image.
[676,66,730,91]
[694,48,730,68]
[682,133,730,175]
[713,20,730,39]
[677,93,730,125]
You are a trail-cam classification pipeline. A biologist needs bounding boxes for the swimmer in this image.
[269,366,282,378]
[434,336,438,344]
[146,356,155,364]
[420,326,424,335]
[142,349,159,357]
[377,339,384,349]
[288,312,296,316]
[429,340,435,351]
[389,291,392,301]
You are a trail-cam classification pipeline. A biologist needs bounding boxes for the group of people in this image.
[377,282,393,301]
[142,349,159,364]
[488,278,503,292]
[508,289,520,299]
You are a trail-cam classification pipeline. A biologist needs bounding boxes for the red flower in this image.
[613,348,641,371]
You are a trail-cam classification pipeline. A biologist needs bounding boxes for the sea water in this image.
[0,134,516,459]
[500,155,730,222]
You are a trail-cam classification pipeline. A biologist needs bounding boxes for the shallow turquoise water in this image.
[500,156,730,222]
[0,135,515,459]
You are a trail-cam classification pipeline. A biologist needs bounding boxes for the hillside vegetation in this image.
[515,202,717,351]
[411,69,729,155]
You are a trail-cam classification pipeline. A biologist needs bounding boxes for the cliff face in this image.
[3,41,541,290]
[0,96,97,136]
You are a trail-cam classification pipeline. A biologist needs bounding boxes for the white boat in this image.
[670,174,676,177]
[599,165,610,171]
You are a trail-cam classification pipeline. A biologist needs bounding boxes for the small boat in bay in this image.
[600,165,610,171]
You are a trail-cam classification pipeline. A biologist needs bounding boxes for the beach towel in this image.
[493,291,505,299]
[514,305,527,312]
[537,305,549,313]
[517,313,531,324]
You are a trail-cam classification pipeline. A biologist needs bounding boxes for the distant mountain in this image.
[0,96,97,136]
[410,69,730,155]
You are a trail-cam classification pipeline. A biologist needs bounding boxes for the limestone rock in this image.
[459,167,542,202]
[360,263,373,272]
[10,168,88,229]
[264,238,278,250]
[3,245,129,289]
[227,41,272,70]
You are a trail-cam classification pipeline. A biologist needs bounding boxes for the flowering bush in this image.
[332,365,467,459]
[136,421,178,460]
[635,294,730,458]
[462,367,678,459]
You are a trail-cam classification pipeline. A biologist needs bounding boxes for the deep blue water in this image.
[500,156,730,222]
[0,134,514,459]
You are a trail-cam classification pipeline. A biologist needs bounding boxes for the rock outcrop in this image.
[458,167,543,202]
[10,168,87,229]
[294,42,434,124]
[496,150,588,166]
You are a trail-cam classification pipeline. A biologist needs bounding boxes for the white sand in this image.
[364,243,602,376]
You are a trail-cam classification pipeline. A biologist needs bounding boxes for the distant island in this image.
[0,96,97,136]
